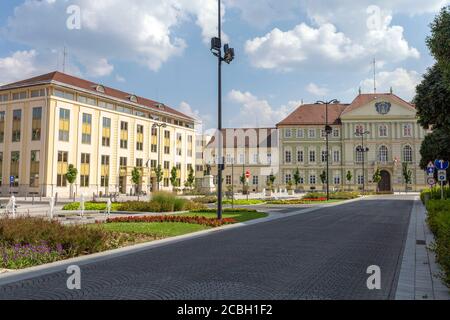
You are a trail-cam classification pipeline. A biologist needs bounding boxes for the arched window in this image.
[355,124,364,135]
[378,145,388,163]
[355,146,364,163]
[403,145,413,163]
[379,125,387,137]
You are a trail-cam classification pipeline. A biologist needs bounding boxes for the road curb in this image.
[0,197,363,286]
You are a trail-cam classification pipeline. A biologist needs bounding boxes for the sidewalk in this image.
[395,197,450,300]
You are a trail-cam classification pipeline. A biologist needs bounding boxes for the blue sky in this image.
[0,0,445,129]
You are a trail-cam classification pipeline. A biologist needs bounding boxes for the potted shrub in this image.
[287,180,294,195]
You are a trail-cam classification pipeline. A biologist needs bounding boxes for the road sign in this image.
[9,176,14,184]
[427,177,436,186]
[434,160,449,170]
[438,170,447,182]
[427,167,435,176]
[245,170,251,179]
[428,161,435,168]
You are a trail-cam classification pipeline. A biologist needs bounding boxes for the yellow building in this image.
[0,72,196,197]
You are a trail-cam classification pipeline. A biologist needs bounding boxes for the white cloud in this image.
[0,50,38,85]
[115,74,125,83]
[178,101,212,130]
[245,18,419,72]
[359,68,422,100]
[228,89,299,127]
[306,83,329,96]
[3,0,225,76]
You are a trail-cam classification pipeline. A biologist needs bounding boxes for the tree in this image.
[170,166,179,191]
[154,165,163,190]
[320,171,327,185]
[372,168,382,192]
[240,173,248,195]
[131,167,142,198]
[185,166,195,189]
[402,163,412,193]
[65,164,78,200]
[293,168,301,189]
[419,128,450,170]
[426,6,450,79]
[266,172,276,192]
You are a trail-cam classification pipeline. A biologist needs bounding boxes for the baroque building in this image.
[277,93,427,192]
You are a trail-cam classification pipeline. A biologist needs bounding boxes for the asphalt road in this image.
[0,195,414,300]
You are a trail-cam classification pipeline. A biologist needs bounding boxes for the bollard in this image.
[80,193,85,217]
[49,196,55,219]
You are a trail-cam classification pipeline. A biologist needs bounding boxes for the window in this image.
[321,129,327,138]
[57,151,68,187]
[253,175,259,185]
[309,175,316,184]
[81,113,92,144]
[0,111,5,143]
[12,91,27,100]
[309,150,316,162]
[0,93,9,102]
[239,153,245,164]
[403,124,412,137]
[333,150,340,163]
[321,150,327,162]
[80,153,90,187]
[59,108,70,142]
[176,133,182,156]
[285,174,292,184]
[164,131,170,154]
[187,135,193,157]
[333,129,340,137]
[151,127,158,153]
[0,152,2,186]
[30,150,40,187]
[334,175,341,185]
[12,109,21,142]
[136,125,144,151]
[285,150,292,163]
[297,129,304,138]
[31,89,46,98]
[119,157,127,179]
[150,160,157,169]
[32,107,42,141]
[164,161,170,181]
[357,175,364,185]
[253,153,259,164]
[102,117,111,147]
[101,155,110,187]
[297,150,304,163]
[267,153,272,164]
[308,129,316,138]
[10,151,20,187]
[403,145,413,163]
[136,158,143,168]
[164,178,169,187]
[54,89,74,101]
[379,125,387,137]
[378,145,388,163]
[285,129,292,138]
[356,146,364,163]
[120,121,128,149]
[226,175,232,185]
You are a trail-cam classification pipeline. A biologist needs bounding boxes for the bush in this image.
[193,196,218,204]
[0,217,130,261]
[62,202,120,211]
[189,208,258,213]
[330,191,360,200]
[106,215,236,227]
[426,200,450,287]
[421,187,450,203]
[304,192,327,199]
[221,199,265,205]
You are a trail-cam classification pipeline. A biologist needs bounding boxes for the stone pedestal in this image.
[200,175,216,194]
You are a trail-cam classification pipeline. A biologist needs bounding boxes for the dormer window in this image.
[94,85,105,93]
[128,95,138,103]
[156,103,165,110]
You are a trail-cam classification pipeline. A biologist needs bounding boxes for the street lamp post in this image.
[316,99,339,201]
[355,130,370,194]
[152,122,167,191]
[211,0,235,220]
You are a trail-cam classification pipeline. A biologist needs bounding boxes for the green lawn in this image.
[180,210,268,223]
[94,222,209,238]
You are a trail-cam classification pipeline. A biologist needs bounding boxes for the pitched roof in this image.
[341,93,415,115]
[276,103,349,126]
[0,71,193,121]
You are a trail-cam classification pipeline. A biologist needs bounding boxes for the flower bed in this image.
[106,215,236,227]
[1,242,64,269]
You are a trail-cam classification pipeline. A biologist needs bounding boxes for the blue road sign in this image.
[427,167,435,175]
[434,160,449,170]
[9,176,14,183]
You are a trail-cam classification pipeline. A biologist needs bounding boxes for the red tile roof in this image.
[342,93,415,115]
[277,103,349,126]
[0,71,194,121]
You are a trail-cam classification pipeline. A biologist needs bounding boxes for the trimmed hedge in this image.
[62,202,120,211]
[106,215,236,227]
[426,200,450,287]
[304,191,360,200]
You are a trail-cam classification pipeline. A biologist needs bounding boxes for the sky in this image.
[0,0,446,129]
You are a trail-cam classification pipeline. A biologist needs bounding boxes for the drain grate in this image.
[416,240,426,245]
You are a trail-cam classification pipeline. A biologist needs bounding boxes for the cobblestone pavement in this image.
[0,195,413,300]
